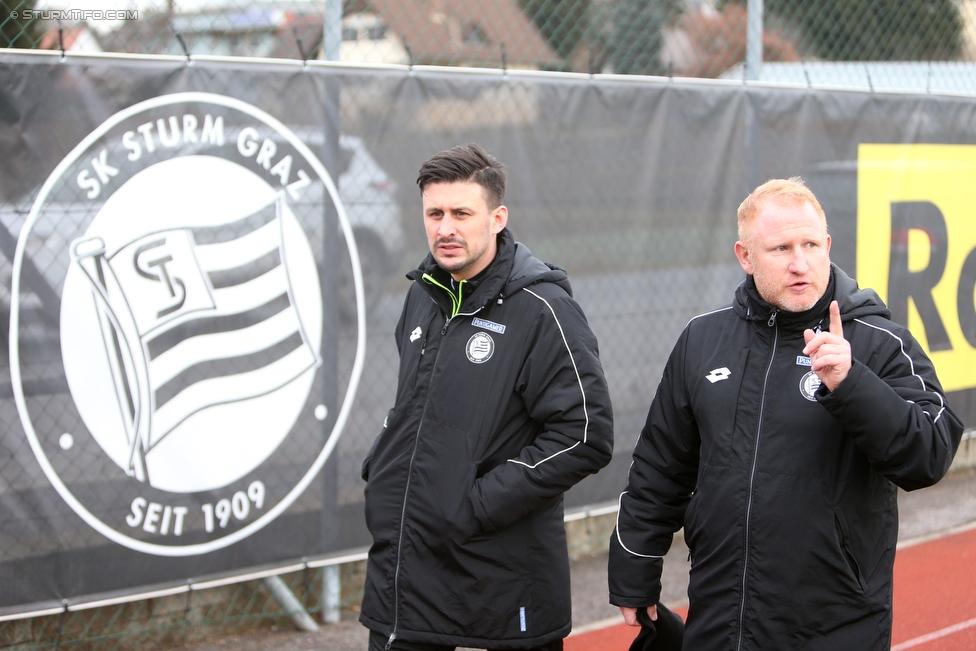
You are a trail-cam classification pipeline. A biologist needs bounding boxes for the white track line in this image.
[890,522,976,649]
[891,616,976,650]
[896,519,976,550]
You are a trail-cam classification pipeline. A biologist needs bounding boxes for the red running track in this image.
[566,525,976,651]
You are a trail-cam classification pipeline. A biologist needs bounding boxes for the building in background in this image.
[38,23,103,53]
[96,0,557,68]
[360,0,558,68]
[960,0,976,60]
[660,1,800,78]
[337,11,409,64]
[8,0,976,76]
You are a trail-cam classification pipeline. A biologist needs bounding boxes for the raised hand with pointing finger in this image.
[802,299,852,391]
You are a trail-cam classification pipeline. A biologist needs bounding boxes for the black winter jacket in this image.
[609,265,963,651]
[360,229,613,649]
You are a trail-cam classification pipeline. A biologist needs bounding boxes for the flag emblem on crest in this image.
[71,193,320,482]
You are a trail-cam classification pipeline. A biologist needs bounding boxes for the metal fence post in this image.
[746,0,763,81]
[323,565,341,623]
[261,576,319,632]
[324,0,343,62]
[320,0,344,629]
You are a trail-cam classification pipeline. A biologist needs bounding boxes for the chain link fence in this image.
[1,0,973,77]
[0,561,366,650]
[3,54,976,647]
[2,2,975,650]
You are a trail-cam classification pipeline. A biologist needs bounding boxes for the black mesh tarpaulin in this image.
[0,50,974,616]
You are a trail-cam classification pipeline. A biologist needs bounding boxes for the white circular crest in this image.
[9,93,366,556]
[465,332,495,364]
[799,370,822,402]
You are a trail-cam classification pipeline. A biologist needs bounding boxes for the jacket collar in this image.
[733,263,891,333]
[408,228,517,317]
[735,267,837,333]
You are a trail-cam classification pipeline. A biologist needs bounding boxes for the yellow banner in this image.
[857,144,976,393]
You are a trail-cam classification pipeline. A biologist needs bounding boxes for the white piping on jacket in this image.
[688,304,733,324]
[854,317,947,423]
[506,287,587,468]
[611,307,735,558]
[613,491,664,558]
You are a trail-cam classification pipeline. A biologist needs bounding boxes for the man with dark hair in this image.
[608,177,963,649]
[360,144,613,651]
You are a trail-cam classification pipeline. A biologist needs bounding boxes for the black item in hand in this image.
[627,603,684,651]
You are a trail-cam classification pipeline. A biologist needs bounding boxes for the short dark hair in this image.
[416,144,506,209]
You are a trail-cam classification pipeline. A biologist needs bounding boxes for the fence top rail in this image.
[6,49,976,99]
[0,549,370,622]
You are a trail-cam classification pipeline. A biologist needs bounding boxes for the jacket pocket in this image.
[834,511,868,595]
[361,408,396,481]
[408,418,482,541]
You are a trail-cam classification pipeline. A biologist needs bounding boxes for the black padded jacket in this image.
[609,265,963,651]
[360,229,613,649]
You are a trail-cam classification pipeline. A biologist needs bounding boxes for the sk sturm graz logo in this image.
[798,371,821,402]
[10,93,365,556]
[465,331,494,363]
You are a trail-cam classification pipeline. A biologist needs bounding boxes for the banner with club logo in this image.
[0,58,366,615]
[0,51,974,617]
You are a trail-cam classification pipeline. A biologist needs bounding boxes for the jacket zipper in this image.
[422,273,466,318]
[385,302,485,648]
[736,311,778,651]
[387,407,429,649]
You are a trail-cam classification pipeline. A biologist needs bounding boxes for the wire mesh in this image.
[1,0,974,79]
[0,563,365,650]
[1,1,974,649]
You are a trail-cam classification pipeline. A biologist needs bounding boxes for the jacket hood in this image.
[831,264,891,320]
[505,238,572,296]
[734,264,890,330]
[407,228,570,312]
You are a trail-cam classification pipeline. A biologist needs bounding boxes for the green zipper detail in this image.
[422,273,466,318]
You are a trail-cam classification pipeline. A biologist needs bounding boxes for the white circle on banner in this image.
[10,93,366,556]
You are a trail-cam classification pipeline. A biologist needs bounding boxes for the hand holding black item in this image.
[628,603,684,651]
